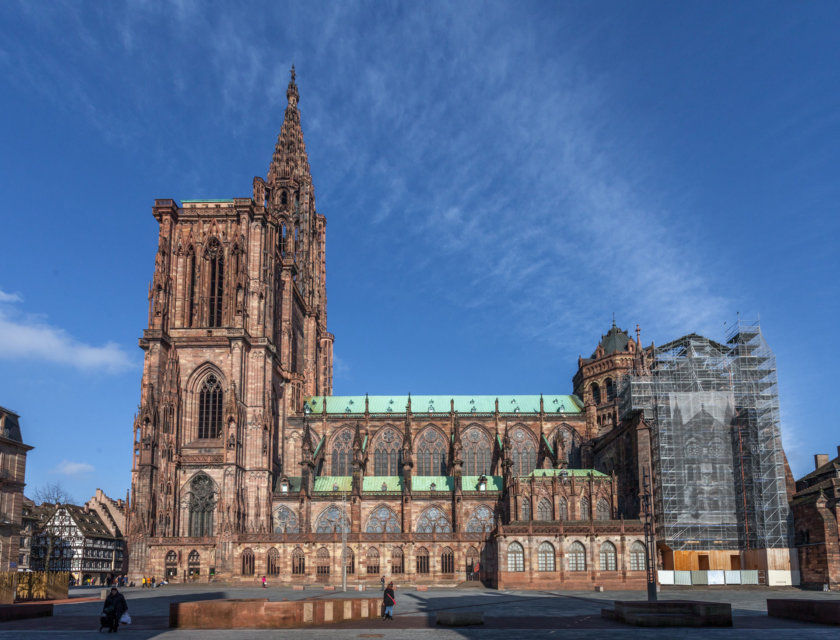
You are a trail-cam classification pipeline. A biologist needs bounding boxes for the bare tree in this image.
[31,482,74,506]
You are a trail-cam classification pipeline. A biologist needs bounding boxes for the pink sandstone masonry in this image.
[169,596,381,629]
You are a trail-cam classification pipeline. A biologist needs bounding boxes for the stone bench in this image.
[602,600,732,627]
[169,596,381,629]
[0,604,54,622]
[436,610,484,626]
[767,599,840,625]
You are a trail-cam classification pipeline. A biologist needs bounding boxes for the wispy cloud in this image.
[53,460,95,476]
[0,290,134,373]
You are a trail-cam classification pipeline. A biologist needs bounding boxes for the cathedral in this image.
[127,69,795,589]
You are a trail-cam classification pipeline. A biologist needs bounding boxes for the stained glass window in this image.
[331,429,353,476]
[365,506,401,533]
[315,505,350,533]
[511,428,536,476]
[599,541,617,571]
[273,506,299,533]
[538,542,555,571]
[188,474,215,537]
[507,542,524,572]
[416,506,451,533]
[373,427,402,475]
[630,541,646,571]
[416,428,447,476]
[198,374,223,439]
[463,427,491,475]
[537,497,553,520]
[465,505,494,533]
[568,541,586,571]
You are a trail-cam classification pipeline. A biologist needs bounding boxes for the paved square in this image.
[1,585,837,639]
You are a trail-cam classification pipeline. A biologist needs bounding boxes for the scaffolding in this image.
[620,319,791,551]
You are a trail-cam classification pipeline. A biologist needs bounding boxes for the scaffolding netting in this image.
[620,320,791,550]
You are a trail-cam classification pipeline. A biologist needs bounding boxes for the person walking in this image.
[101,587,128,633]
[261,575,267,588]
[382,582,395,621]
[380,575,385,591]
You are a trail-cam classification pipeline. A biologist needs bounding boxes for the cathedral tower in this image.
[128,69,332,580]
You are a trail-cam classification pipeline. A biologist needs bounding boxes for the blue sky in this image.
[1,1,838,502]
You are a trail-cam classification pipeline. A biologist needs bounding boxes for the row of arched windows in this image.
[590,378,616,406]
[329,425,568,477]
[507,540,646,572]
[519,496,611,521]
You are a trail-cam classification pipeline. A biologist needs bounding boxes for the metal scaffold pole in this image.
[341,491,347,592]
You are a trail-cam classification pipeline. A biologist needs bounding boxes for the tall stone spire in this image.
[267,65,313,190]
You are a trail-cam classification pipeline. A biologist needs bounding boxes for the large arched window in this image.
[416,428,447,475]
[538,542,555,572]
[331,429,353,475]
[391,547,404,574]
[188,549,200,576]
[365,506,401,533]
[366,547,380,574]
[465,505,494,533]
[206,238,224,327]
[596,498,611,521]
[441,547,454,574]
[599,541,617,571]
[165,550,177,579]
[187,473,215,537]
[511,427,536,476]
[267,548,281,576]
[416,547,429,574]
[198,373,223,439]
[558,497,568,520]
[521,497,531,520]
[273,506,299,533]
[316,547,330,576]
[605,378,615,401]
[629,541,646,571]
[292,547,305,575]
[568,542,586,571]
[537,497,553,521]
[315,505,350,533]
[241,548,255,575]
[579,497,591,520]
[416,506,451,533]
[507,542,524,572]
[344,547,354,575]
[373,427,402,475]
[463,426,491,475]
[591,382,601,406]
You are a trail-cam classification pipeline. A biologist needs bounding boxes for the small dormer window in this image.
[281,191,288,205]
[430,482,437,491]
[381,482,388,491]
[332,483,339,491]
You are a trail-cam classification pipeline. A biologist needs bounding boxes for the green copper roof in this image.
[528,468,608,478]
[313,476,352,492]
[313,436,325,458]
[181,199,235,203]
[411,476,454,491]
[542,434,555,456]
[304,395,583,415]
[363,476,404,492]
[462,475,503,491]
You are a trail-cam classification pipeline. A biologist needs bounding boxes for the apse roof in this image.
[304,395,583,416]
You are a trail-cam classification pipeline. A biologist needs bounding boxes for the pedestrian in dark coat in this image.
[101,587,128,633]
[382,582,395,621]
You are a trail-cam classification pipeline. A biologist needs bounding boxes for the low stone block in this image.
[292,585,305,591]
[0,604,53,622]
[436,610,484,626]
[323,585,335,591]
[604,600,732,628]
[594,586,604,592]
[416,585,428,591]
[767,599,840,625]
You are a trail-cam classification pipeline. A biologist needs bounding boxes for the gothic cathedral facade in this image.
[127,70,651,589]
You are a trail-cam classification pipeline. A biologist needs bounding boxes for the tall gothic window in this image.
[316,547,330,576]
[507,542,524,572]
[366,547,380,574]
[605,378,615,401]
[537,497,553,521]
[558,497,568,520]
[465,505,494,533]
[591,382,601,406]
[267,548,281,576]
[599,541,617,571]
[198,374,223,439]
[568,541,586,571]
[365,506,401,533]
[580,497,591,520]
[538,542,555,571]
[331,429,353,475]
[416,506,451,533]
[315,505,350,533]
[241,548,255,575]
[441,547,454,574]
[630,541,646,571]
[186,247,197,327]
[188,474,215,537]
[292,547,305,575]
[391,547,404,574]
[521,497,531,520]
[344,547,354,575]
[511,427,536,476]
[596,498,611,520]
[373,427,402,475]
[416,547,429,574]
[416,428,447,476]
[207,238,224,327]
[188,550,200,576]
[463,427,491,475]
[273,506,299,533]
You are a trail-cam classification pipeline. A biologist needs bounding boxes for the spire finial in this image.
[286,65,299,106]
[290,64,296,82]
[612,312,616,328]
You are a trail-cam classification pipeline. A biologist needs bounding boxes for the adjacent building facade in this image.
[791,448,840,590]
[0,406,33,572]
[127,70,795,589]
